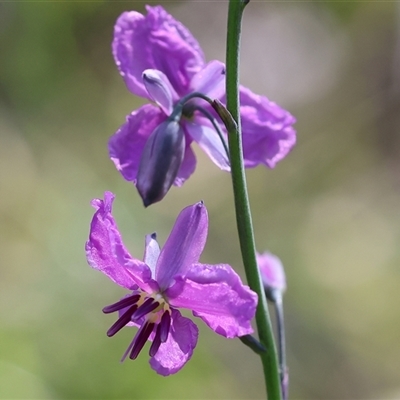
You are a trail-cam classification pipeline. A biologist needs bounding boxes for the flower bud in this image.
[212,99,237,133]
[137,116,185,207]
[256,251,286,302]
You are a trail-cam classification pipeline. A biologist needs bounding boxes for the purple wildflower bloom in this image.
[256,251,286,300]
[85,192,257,376]
[109,6,296,197]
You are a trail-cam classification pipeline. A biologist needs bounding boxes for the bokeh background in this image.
[1,1,399,399]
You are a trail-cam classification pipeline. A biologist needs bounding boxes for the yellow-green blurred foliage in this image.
[1,1,399,399]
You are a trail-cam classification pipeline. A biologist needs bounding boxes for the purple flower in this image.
[109,6,296,202]
[256,251,286,301]
[85,192,257,376]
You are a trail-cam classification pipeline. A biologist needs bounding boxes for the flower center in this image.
[102,291,172,360]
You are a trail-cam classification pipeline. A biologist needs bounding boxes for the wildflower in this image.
[85,192,257,375]
[256,251,286,302]
[109,6,296,203]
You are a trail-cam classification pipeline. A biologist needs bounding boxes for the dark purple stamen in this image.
[132,297,160,320]
[149,311,171,357]
[102,294,141,314]
[159,311,171,343]
[107,304,138,337]
[130,322,155,360]
[149,331,162,357]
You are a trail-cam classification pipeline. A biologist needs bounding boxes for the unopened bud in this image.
[256,252,286,302]
[137,116,185,207]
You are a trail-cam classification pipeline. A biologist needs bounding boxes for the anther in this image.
[102,294,140,314]
[130,322,155,360]
[148,311,171,357]
[106,304,138,337]
[132,297,160,320]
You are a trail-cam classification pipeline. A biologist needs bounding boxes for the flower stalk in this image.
[225,1,282,399]
[273,293,288,400]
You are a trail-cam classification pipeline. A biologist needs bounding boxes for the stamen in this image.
[130,322,155,360]
[106,304,138,337]
[120,337,136,363]
[102,294,140,314]
[132,297,160,320]
[149,311,171,357]
[149,330,162,357]
[158,311,171,343]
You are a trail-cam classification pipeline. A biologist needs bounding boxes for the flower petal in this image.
[112,6,205,98]
[167,263,257,338]
[240,86,296,168]
[155,202,208,290]
[190,60,226,100]
[143,69,178,115]
[149,309,198,376]
[185,120,230,171]
[85,192,152,290]
[108,104,165,183]
[143,234,160,279]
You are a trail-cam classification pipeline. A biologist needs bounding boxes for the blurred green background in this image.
[1,1,399,399]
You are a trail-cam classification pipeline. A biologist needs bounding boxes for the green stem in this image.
[225,1,282,399]
[239,334,267,355]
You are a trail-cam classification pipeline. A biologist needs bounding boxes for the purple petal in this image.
[149,309,198,376]
[155,202,208,290]
[167,263,257,338]
[112,6,205,98]
[185,121,230,171]
[108,104,165,183]
[240,86,296,168]
[143,234,160,278]
[257,251,287,292]
[85,192,152,290]
[143,69,178,115]
[174,143,197,187]
[189,60,226,100]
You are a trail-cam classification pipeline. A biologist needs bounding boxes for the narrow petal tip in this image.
[142,197,152,208]
[155,201,208,289]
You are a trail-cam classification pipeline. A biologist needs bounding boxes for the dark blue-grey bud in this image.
[136,117,185,207]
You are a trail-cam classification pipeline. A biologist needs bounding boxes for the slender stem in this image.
[274,293,288,400]
[177,91,214,108]
[176,92,231,157]
[225,1,281,399]
[191,105,230,159]
[239,334,267,355]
